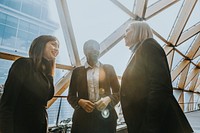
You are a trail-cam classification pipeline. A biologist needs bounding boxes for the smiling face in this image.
[43,40,59,61]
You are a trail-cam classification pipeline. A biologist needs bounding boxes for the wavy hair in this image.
[29,35,58,75]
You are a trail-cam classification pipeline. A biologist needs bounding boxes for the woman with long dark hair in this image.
[0,35,59,133]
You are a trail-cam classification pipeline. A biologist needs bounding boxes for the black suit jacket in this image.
[68,64,120,133]
[0,58,54,133]
[120,38,193,133]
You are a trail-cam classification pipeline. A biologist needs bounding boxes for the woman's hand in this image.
[78,99,95,113]
[95,96,111,111]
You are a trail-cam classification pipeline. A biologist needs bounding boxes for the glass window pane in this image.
[7,0,21,11]
[0,12,6,24]
[29,23,39,34]
[6,15,18,28]
[19,20,29,31]
[16,30,28,51]
[2,26,16,47]
[0,24,5,44]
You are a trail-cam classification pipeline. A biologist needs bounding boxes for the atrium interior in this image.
[0,0,200,132]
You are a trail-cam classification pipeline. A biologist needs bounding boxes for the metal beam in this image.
[0,52,73,70]
[56,63,74,70]
[187,34,200,59]
[168,0,197,46]
[178,64,190,89]
[0,52,22,61]
[47,71,72,108]
[164,45,174,56]
[55,0,81,66]
[134,0,147,19]
[177,22,200,45]
[167,50,175,70]
[152,29,170,45]
[145,0,180,19]
[99,19,133,57]
[185,68,200,88]
[110,0,138,19]
[194,78,200,92]
[193,47,200,59]
[189,73,199,91]
[171,60,190,81]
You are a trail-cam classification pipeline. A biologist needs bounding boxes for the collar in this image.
[84,61,101,69]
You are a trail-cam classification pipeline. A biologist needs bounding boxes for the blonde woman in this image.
[120,21,193,133]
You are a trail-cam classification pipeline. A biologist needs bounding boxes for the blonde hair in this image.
[127,21,153,45]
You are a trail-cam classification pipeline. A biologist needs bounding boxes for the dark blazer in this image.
[0,58,54,133]
[68,64,120,133]
[120,38,193,133]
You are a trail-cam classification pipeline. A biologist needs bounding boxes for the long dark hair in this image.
[29,35,58,75]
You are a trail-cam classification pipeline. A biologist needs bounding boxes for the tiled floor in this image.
[185,110,200,133]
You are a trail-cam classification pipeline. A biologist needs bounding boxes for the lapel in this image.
[81,67,89,99]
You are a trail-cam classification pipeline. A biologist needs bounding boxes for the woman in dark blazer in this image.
[0,35,59,133]
[67,40,120,133]
[120,21,193,133]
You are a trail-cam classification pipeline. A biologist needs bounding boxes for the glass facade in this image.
[0,0,57,56]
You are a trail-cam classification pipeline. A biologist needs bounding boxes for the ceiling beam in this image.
[47,71,72,108]
[189,73,199,91]
[99,19,133,57]
[167,50,175,70]
[55,0,81,66]
[177,22,200,45]
[171,59,190,81]
[178,64,190,89]
[186,34,200,59]
[168,0,197,46]
[134,0,147,19]
[109,0,138,19]
[145,0,180,19]
[0,52,73,70]
[193,48,200,59]
[194,78,200,92]
[185,68,200,88]
[0,52,21,61]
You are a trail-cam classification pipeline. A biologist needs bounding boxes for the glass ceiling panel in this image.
[117,0,135,11]
[172,74,180,88]
[147,1,183,40]
[171,51,184,71]
[173,89,182,101]
[183,0,200,31]
[177,36,195,55]
[147,0,160,7]
[193,56,200,64]
[67,0,131,58]
[100,39,130,76]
